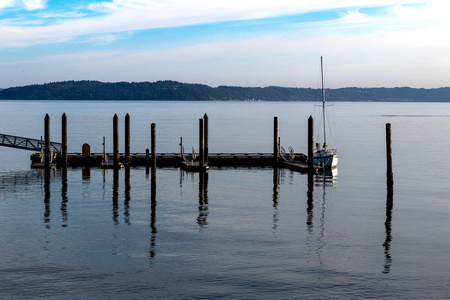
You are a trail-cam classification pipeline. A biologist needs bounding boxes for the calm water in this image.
[1,101,450,299]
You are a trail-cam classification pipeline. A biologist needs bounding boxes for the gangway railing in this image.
[0,133,61,153]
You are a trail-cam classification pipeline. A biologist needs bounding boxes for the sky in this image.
[0,0,449,89]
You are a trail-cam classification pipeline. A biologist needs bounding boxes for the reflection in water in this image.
[149,168,157,262]
[112,168,119,225]
[124,166,131,225]
[306,172,314,233]
[82,168,91,181]
[197,171,209,228]
[44,168,51,228]
[272,167,279,235]
[383,176,394,274]
[61,167,68,227]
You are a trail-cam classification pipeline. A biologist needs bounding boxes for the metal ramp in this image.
[0,133,62,153]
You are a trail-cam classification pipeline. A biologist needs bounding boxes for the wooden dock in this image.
[15,113,327,173]
[30,152,322,172]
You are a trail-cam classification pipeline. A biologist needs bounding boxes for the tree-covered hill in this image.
[0,80,449,101]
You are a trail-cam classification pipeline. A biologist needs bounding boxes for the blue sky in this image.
[0,0,448,88]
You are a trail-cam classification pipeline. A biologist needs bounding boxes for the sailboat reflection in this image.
[306,167,338,266]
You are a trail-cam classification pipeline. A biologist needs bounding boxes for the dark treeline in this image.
[0,80,449,101]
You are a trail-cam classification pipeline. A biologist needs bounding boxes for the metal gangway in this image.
[0,133,62,153]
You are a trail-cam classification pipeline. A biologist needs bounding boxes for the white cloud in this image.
[22,0,47,10]
[0,0,16,10]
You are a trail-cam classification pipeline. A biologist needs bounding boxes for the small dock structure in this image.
[1,113,325,174]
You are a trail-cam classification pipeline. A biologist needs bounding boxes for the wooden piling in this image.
[273,117,279,162]
[125,113,130,165]
[61,113,67,166]
[386,123,393,184]
[199,118,205,166]
[308,116,314,171]
[113,114,119,167]
[151,123,156,169]
[44,114,51,170]
[203,114,209,163]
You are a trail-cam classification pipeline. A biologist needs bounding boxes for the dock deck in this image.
[30,152,322,173]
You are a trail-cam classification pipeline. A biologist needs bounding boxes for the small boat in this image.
[314,57,338,168]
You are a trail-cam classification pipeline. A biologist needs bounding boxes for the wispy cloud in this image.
[0,0,449,88]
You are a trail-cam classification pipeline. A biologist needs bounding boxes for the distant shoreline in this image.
[0,80,449,102]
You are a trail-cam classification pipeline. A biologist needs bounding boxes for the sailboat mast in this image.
[321,56,327,150]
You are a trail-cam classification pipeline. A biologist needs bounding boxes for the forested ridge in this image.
[0,80,449,101]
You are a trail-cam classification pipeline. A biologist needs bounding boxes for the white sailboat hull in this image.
[314,150,338,168]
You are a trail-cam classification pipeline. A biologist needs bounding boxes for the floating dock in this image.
[30,152,320,172]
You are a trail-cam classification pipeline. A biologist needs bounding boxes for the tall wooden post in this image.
[61,113,67,166]
[203,113,209,163]
[199,118,205,166]
[308,116,314,171]
[151,123,156,169]
[113,114,119,167]
[44,114,51,170]
[386,123,393,183]
[273,117,279,162]
[125,113,130,165]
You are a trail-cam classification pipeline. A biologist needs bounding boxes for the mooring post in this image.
[151,123,156,169]
[113,114,119,168]
[386,123,393,184]
[125,113,130,165]
[61,113,67,166]
[199,118,205,166]
[273,116,279,163]
[203,114,209,163]
[308,116,314,171]
[44,114,51,170]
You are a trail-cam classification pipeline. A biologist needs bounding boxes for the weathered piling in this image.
[113,114,119,167]
[308,116,314,171]
[199,118,205,166]
[61,113,67,166]
[386,123,393,184]
[125,113,130,165]
[151,123,156,169]
[44,114,51,170]
[203,114,209,163]
[273,117,279,162]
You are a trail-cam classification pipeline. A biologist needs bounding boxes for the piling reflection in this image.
[124,166,131,225]
[44,168,51,228]
[383,175,394,274]
[306,172,314,232]
[149,168,157,262]
[112,168,119,225]
[61,167,68,227]
[197,171,209,228]
[272,167,279,234]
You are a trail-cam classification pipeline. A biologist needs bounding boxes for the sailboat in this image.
[314,56,338,168]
